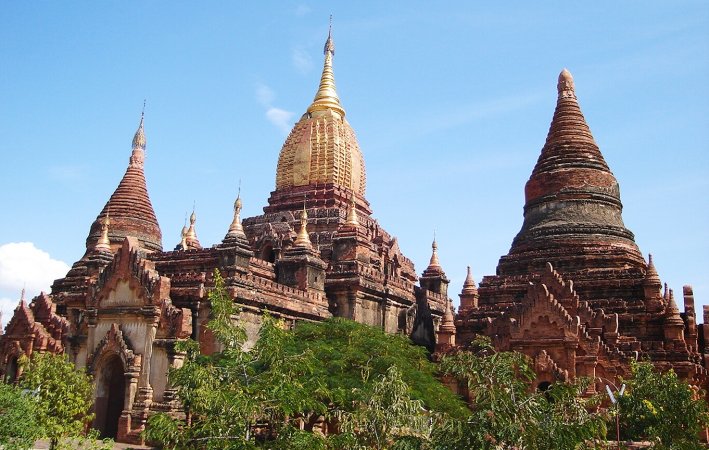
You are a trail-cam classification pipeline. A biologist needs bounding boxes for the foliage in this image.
[336,366,432,449]
[439,336,607,449]
[145,270,329,449]
[287,316,470,421]
[618,360,709,449]
[145,270,469,449]
[528,377,607,449]
[18,352,104,450]
[0,381,43,450]
[145,270,616,449]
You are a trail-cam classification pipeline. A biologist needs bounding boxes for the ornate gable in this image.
[91,237,170,309]
[486,263,629,381]
[0,293,68,377]
[87,323,140,374]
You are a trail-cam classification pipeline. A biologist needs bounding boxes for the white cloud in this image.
[266,108,295,134]
[255,83,275,107]
[1,297,18,330]
[255,84,295,134]
[0,242,70,330]
[0,242,70,294]
[292,47,313,74]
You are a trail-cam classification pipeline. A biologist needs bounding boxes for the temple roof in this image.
[274,26,366,197]
[85,113,162,254]
[498,69,644,275]
[306,25,345,118]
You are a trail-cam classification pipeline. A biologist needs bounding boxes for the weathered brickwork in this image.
[1,45,705,445]
[0,32,447,444]
[455,70,707,394]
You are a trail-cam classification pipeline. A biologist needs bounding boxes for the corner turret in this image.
[419,237,449,297]
[218,191,254,272]
[664,289,685,345]
[276,207,327,293]
[459,266,479,312]
[435,300,456,353]
[643,254,663,312]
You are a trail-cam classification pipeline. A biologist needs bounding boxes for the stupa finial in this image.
[130,103,146,167]
[428,233,441,268]
[345,193,359,226]
[307,17,345,117]
[557,68,576,99]
[227,182,245,238]
[294,197,311,247]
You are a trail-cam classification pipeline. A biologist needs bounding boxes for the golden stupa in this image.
[274,25,366,196]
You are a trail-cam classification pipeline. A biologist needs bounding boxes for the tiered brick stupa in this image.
[456,70,706,390]
[85,113,163,254]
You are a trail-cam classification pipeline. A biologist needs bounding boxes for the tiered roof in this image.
[85,113,162,254]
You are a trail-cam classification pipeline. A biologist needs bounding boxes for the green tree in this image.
[335,366,432,449]
[145,270,329,449]
[287,317,470,420]
[618,360,709,449]
[527,377,607,449]
[0,381,43,450]
[18,352,110,450]
[439,337,606,449]
[145,270,469,448]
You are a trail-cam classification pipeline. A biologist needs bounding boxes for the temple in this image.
[0,28,447,444]
[0,31,706,445]
[454,69,707,392]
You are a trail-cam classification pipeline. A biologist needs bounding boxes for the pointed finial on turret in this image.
[664,282,669,300]
[182,204,201,249]
[180,226,188,250]
[443,299,455,326]
[428,233,441,269]
[459,265,479,311]
[345,193,359,226]
[177,214,188,250]
[557,68,576,100]
[132,103,146,150]
[95,210,112,252]
[463,266,477,292]
[435,299,457,352]
[666,288,683,321]
[187,208,196,236]
[644,253,661,284]
[325,15,334,56]
[227,182,245,238]
[307,17,345,117]
[294,199,311,248]
[20,287,26,304]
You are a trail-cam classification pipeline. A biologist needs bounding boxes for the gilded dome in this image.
[274,28,366,196]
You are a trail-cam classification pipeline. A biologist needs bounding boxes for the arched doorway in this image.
[4,356,18,383]
[94,355,126,439]
[537,381,552,392]
[260,244,276,263]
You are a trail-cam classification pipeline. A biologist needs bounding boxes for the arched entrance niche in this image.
[260,243,276,263]
[93,354,126,439]
[4,356,18,383]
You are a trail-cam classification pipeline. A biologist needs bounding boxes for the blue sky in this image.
[1,1,707,326]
